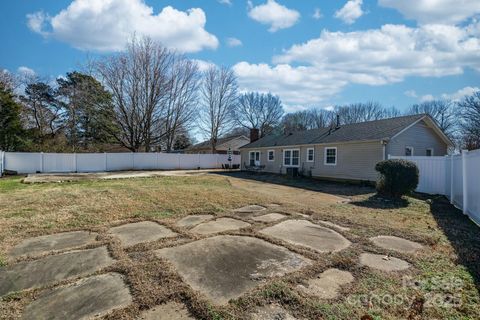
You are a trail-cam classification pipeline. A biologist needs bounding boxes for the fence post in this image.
[104,152,108,172]
[40,152,44,173]
[462,150,468,215]
[0,151,4,177]
[450,155,454,204]
[74,153,77,173]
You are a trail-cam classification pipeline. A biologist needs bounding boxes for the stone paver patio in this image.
[0,203,421,318]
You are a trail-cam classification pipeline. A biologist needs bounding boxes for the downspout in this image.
[381,139,389,160]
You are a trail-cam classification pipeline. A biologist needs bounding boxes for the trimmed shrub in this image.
[375,159,419,198]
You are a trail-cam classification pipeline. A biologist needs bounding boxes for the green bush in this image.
[375,159,419,198]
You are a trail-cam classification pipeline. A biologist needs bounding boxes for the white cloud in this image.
[192,59,216,72]
[234,22,480,106]
[248,0,300,32]
[334,0,364,24]
[441,86,480,101]
[313,8,323,20]
[218,0,232,5]
[226,37,243,47]
[404,90,418,98]
[27,0,218,53]
[17,66,36,77]
[379,0,480,25]
[420,94,435,102]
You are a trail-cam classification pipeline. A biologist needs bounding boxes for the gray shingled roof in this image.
[241,114,427,149]
[187,135,246,151]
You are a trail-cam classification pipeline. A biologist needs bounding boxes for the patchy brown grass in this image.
[0,173,479,320]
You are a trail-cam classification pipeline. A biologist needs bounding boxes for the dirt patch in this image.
[22,273,132,320]
[8,231,98,258]
[250,303,298,320]
[155,235,311,304]
[260,220,351,253]
[108,221,177,247]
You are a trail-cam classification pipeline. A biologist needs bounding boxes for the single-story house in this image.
[185,135,250,154]
[240,114,454,182]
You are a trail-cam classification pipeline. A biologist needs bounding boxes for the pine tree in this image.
[0,85,25,151]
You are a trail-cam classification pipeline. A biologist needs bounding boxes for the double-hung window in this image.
[405,146,414,156]
[283,149,300,167]
[324,147,337,165]
[268,150,275,161]
[426,148,433,156]
[307,148,314,162]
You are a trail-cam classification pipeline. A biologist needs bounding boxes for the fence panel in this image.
[465,150,480,224]
[389,156,447,195]
[4,152,42,173]
[451,155,463,208]
[76,153,106,172]
[107,153,133,171]
[2,152,241,174]
[42,153,75,173]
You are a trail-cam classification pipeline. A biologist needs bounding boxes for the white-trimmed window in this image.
[426,148,434,156]
[268,150,275,161]
[283,149,300,167]
[405,146,414,156]
[307,148,314,162]
[324,147,337,165]
[249,151,260,166]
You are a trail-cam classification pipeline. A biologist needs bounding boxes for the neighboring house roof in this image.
[241,114,453,149]
[187,135,249,151]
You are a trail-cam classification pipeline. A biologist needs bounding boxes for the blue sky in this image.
[1,0,479,112]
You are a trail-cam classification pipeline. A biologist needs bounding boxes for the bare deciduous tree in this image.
[408,100,456,138]
[199,66,238,153]
[282,108,334,132]
[161,57,200,151]
[458,91,480,150]
[233,92,284,137]
[95,36,174,152]
[335,101,386,124]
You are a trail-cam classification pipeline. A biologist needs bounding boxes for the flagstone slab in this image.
[109,221,177,247]
[297,268,354,299]
[0,246,114,297]
[22,273,132,320]
[155,235,311,304]
[260,220,351,253]
[317,220,351,232]
[370,236,423,254]
[251,304,298,320]
[176,215,214,228]
[9,231,98,258]
[359,253,411,272]
[140,302,195,320]
[234,205,266,213]
[251,213,287,223]
[189,218,251,235]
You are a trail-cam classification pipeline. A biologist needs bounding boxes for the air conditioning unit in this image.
[286,167,299,177]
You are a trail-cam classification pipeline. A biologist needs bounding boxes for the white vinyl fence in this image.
[0,152,240,175]
[390,149,480,226]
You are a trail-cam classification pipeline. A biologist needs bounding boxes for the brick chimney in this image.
[250,128,259,143]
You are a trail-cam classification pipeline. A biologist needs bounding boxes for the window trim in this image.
[426,148,434,156]
[283,148,300,167]
[267,150,275,162]
[405,146,414,157]
[249,151,260,166]
[324,147,337,166]
[306,147,315,162]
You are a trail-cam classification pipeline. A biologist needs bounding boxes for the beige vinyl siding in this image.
[310,141,383,181]
[386,120,448,157]
[242,141,384,181]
